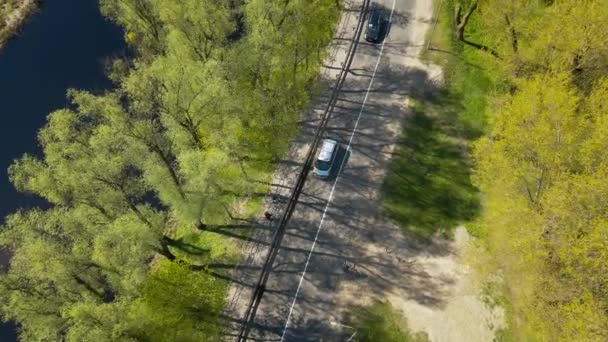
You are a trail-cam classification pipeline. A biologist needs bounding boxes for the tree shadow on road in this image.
[382,101,480,241]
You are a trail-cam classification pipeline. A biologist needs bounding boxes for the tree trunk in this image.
[159,236,178,261]
[504,14,518,52]
[178,116,204,150]
[78,198,115,220]
[454,1,501,59]
[196,220,208,231]
[151,143,186,199]
[454,1,477,41]
[73,274,104,299]
[276,0,292,29]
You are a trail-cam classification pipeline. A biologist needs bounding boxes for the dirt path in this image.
[342,225,504,342]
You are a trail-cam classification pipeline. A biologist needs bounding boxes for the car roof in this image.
[318,139,337,162]
[369,9,381,22]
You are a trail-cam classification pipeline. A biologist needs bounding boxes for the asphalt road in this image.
[238,0,440,340]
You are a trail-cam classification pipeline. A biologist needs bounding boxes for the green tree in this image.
[100,0,165,57]
[0,0,342,339]
[0,208,116,340]
[472,67,608,341]
[523,0,608,90]
[126,260,226,341]
[158,0,234,61]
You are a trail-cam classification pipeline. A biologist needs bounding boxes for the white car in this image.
[313,139,339,179]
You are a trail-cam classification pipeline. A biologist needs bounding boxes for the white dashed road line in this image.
[279,0,397,340]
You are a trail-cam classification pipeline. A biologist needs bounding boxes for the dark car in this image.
[365,9,384,43]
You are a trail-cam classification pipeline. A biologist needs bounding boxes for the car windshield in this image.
[315,159,331,171]
[369,12,380,30]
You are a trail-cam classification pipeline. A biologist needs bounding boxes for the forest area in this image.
[0,0,339,340]
[432,0,608,340]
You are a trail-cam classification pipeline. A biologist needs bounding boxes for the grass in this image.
[418,1,520,339]
[477,277,517,342]
[346,301,430,342]
[382,100,480,240]
[381,0,499,240]
[423,0,493,138]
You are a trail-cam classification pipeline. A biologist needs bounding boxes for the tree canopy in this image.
[0,0,339,339]
[453,0,608,339]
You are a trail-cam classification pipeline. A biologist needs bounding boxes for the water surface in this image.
[0,0,125,339]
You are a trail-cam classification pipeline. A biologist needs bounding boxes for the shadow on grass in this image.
[345,301,429,342]
[382,103,480,240]
[172,229,240,266]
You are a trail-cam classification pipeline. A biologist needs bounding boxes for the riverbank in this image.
[0,0,38,49]
[0,0,125,339]
[0,0,345,339]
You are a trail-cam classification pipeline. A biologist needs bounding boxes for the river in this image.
[0,0,125,339]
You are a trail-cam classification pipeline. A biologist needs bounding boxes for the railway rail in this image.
[235,1,371,340]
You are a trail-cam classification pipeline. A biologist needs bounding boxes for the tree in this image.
[0,208,118,340]
[453,1,500,58]
[0,207,224,340]
[158,0,234,62]
[522,1,608,90]
[9,90,157,223]
[126,260,225,341]
[100,0,165,57]
[1,0,343,339]
[472,69,608,340]
[228,0,339,162]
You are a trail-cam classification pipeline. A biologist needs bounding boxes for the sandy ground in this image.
[341,226,504,342]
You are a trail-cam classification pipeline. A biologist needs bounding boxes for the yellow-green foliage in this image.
[127,260,226,341]
[474,74,608,339]
[460,0,608,340]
